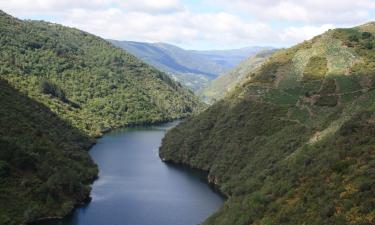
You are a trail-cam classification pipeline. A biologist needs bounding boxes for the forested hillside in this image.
[160,23,375,225]
[0,10,203,225]
[0,11,204,137]
[200,49,276,103]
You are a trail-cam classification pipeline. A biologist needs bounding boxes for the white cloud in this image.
[0,0,374,49]
[0,0,184,15]
[121,0,184,14]
[0,0,109,15]
[212,0,375,24]
[279,24,335,44]
[58,8,272,48]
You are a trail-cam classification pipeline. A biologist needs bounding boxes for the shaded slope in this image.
[160,23,375,225]
[0,79,97,225]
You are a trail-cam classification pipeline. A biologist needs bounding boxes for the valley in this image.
[110,40,272,91]
[0,6,374,225]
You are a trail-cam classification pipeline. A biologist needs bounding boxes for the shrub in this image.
[362,32,373,39]
[39,79,67,103]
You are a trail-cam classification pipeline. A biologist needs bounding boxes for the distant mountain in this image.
[109,40,272,91]
[191,46,273,69]
[160,23,375,225]
[199,49,277,103]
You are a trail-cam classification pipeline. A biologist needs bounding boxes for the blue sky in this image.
[1,0,375,50]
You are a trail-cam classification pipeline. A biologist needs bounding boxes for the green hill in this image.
[0,11,204,224]
[160,23,375,225]
[0,11,204,137]
[199,49,276,103]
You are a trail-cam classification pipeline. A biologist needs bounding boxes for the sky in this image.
[1,0,375,50]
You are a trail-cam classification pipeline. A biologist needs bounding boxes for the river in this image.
[37,121,224,225]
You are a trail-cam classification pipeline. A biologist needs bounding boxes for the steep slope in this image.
[109,40,270,91]
[0,11,204,225]
[0,11,204,137]
[0,79,97,225]
[160,23,375,225]
[200,49,276,103]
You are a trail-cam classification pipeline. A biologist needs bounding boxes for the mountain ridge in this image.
[109,40,273,91]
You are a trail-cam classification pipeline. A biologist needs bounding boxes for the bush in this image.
[39,79,67,103]
[362,32,373,39]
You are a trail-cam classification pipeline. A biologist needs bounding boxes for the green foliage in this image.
[160,23,375,225]
[0,10,204,136]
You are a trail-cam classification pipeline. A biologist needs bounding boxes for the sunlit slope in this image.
[200,50,276,103]
[0,11,204,137]
[160,23,375,225]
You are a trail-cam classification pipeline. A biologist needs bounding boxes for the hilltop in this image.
[160,23,375,225]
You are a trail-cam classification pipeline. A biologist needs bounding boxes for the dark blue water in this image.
[38,122,223,225]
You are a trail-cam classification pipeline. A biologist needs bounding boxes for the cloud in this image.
[279,24,335,44]
[0,0,374,49]
[0,0,110,15]
[121,0,184,14]
[59,8,272,48]
[212,0,375,24]
[0,0,184,15]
